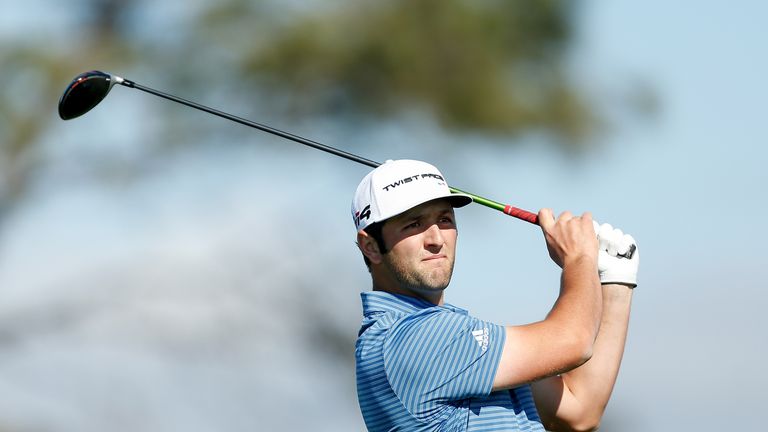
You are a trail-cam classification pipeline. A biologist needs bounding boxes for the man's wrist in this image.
[562,254,598,270]
[601,283,634,301]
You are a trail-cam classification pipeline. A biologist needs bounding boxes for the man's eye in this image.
[405,221,421,230]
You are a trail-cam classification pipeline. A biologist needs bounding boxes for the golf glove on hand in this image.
[593,221,639,287]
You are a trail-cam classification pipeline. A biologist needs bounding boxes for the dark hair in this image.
[362,221,388,268]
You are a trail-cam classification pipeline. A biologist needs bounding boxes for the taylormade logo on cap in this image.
[351,159,472,231]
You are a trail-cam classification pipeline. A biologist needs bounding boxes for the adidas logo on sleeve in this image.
[471,328,490,352]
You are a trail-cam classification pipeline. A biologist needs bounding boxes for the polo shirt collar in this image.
[360,291,467,316]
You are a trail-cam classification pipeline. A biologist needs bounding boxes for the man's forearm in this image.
[561,283,633,420]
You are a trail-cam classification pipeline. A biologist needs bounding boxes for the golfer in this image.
[352,159,638,431]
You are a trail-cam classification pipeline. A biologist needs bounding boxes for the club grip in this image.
[503,205,539,225]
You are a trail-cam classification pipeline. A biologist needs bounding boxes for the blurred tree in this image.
[0,0,138,230]
[205,0,595,140]
[1,0,603,229]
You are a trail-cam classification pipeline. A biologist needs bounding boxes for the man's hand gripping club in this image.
[537,210,639,286]
[538,209,599,269]
[593,221,639,287]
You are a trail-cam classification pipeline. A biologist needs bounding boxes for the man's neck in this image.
[370,282,444,306]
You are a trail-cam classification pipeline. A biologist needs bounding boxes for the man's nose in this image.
[423,223,445,248]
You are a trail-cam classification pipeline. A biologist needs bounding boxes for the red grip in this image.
[503,205,539,225]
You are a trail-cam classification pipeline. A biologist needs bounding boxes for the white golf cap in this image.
[351,159,473,231]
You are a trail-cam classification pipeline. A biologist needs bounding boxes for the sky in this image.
[1,1,767,431]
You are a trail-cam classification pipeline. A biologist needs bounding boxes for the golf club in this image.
[58,70,540,221]
[57,70,635,258]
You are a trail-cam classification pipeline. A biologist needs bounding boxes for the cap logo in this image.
[382,172,445,192]
[354,204,371,227]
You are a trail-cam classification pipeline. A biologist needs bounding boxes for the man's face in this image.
[378,199,458,302]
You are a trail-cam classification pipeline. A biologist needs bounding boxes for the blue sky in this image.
[1,1,766,430]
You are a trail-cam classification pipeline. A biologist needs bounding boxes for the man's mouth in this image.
[422,254,447,262]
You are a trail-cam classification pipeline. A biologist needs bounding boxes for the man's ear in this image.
[357,230,383,265]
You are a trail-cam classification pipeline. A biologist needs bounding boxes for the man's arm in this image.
[531,283,633,432]
[492,209,603,390]
[531,224,639,431]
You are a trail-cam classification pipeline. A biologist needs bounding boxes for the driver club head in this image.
[58,70,123,120]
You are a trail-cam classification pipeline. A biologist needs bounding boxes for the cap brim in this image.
[446,193,473,208]
[375,193,473,225]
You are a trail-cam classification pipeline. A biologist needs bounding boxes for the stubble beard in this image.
[382,253,455,295]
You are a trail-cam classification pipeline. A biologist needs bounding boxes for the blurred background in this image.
[1,0,766,430]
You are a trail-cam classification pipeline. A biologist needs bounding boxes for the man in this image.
[352,159,638,431]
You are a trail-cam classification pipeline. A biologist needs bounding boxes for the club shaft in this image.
[123,80,380,168]
[119,79,539,225]
[449,187,538,224]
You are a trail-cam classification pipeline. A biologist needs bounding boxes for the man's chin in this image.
[422,271,451,291]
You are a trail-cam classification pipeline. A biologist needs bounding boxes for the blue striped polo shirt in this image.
[356,291,544,431]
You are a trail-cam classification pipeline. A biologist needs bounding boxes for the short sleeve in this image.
[382,308,505,422]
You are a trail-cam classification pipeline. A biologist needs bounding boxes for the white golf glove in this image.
[593,221,639,287]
